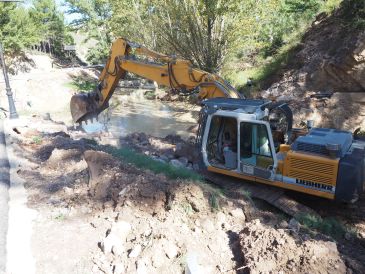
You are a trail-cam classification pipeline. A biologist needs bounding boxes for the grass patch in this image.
[54,214,66,221]
[66,71,97,93]
[239,41,300,93]
[296,213,356,240]
[32,135,42,145]
[209,192,220,211]
[103,146,203,182]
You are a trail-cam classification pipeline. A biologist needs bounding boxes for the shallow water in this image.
[82,89,198,139]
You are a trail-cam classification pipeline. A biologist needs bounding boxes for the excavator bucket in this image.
[70,93,99,123]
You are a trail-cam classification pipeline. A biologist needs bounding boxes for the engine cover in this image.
[292,128,353,158]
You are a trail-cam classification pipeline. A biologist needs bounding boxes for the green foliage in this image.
[0,1,72,56]
[65,0,351,86]
[66,71,98,92]
[296,213,355,240]
[65,0,112,64]
[209,192,220,211]
[32,135,43,145]
[109,0,240,72]
[0,3,37,53]
[319,0,342,14]
[85,39,109,64]
[284,0,320,15]
[30,0,70,56]
[103,146,203,181]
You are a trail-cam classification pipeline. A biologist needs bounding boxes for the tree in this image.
[65,0,112,64]
[0,3,39,53]
[30,0,69,55]
[110,0,240,73]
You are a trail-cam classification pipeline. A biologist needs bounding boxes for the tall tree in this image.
[110,0,239,73]
[65,0,112,64]
[0,3,39,53]
[30,0,69,55]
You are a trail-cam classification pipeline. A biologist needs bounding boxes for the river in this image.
[82,89,199,139]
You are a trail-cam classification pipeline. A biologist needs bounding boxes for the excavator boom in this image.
[70,38,241,123]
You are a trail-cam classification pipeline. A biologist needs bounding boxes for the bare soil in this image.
[5,117,363,274]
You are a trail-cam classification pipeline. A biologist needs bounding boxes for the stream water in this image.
[82,89,199,139]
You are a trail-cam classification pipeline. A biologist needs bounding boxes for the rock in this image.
[170,159,186,168]
[160,154,169,162]
[174,142,198,162]
[358,231,365,239]
[113,263,125,274]
[136,259,148,274]
[129,244,142,258]
[278,220,288,229]
[102,234,120,254]
[164,242,179,259]
[178,157,189,166]
[288,218,300,232]
[152,250,165,268]
[42,113,51,121]
[153,156,166,164]
[193,163,200,171]
[276,95,293,101]
[84,150,120,199]
[216,212,227,228]
[201,218,215,233]
[63,187,73,195]
[344,232,354,241]
[229,208,246,222]
[185,252,200,274]
[143,229,152,237]
[101,221,131,254]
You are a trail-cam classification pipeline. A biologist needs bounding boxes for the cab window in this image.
[207,116,237,169]
[240,122,273,169]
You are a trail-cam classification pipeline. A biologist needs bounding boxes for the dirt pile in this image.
[262,2,365,130]
[10,122,248,273]
[240,219,346,273]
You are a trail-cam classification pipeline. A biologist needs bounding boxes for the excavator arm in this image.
[70,38,242,123]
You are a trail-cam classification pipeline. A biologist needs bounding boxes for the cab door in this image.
[239,121,277,179]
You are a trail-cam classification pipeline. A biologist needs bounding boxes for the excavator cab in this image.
[200,98,279,180]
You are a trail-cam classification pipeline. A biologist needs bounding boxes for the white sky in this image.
[21,0,81,24]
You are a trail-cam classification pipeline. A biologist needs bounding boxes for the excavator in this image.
[70,38,365,203]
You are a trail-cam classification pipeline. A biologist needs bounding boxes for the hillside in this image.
[261,2,365,130]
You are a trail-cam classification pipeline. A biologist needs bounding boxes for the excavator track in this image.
[200,170,318,218]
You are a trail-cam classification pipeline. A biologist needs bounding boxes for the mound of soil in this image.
[240,220,346,273]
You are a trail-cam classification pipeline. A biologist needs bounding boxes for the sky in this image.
[21,0,81,24]
[56,0,82,24]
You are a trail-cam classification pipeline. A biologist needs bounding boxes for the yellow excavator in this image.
[70,38,365,203]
